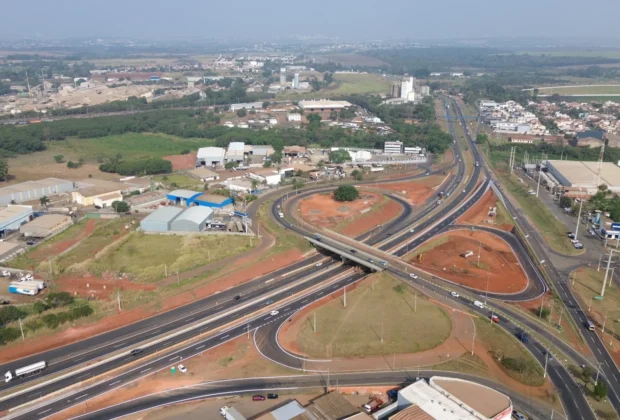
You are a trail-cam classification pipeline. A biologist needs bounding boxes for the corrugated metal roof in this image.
[228,142,245,151]
[271,401,308,420]
[194,194,230,205]
[142,206,184,223]
[0,205,32,223]
[169,189,201,199]
[197,147,225,159]
[174,206,213,224]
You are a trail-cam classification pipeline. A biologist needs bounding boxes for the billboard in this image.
[611,222,620,231]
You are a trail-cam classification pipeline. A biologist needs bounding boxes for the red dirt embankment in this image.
[163,153,197,171]
[27,219,99,265]
[299,192,382,229]
[458,190,513,231]
[340,198,403,238]
[411,230,528,294]
[380,175,447,205]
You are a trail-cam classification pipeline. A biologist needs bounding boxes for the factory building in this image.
[140,207,184,232]
[170,206,213,232]
[226,142,246,163]
[166,190,202,206]
[230,102,264,112]
[0,178,74,205]
[188,167,219,182]
[248,168,282,186]
[20,214,72,238]
[298,100,353,111]
[546,160,620,196]
[196,147,225,168]
[0,205,34,237]
[72,179,124,207]
[384,141,404,154]
[191,194,233,209]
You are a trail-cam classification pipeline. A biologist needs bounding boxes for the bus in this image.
[586,319,595,331]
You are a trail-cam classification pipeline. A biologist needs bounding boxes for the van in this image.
[586,319,595,331]
[473,300,485,309]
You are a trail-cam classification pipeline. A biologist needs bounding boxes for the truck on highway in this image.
[220,405,246,420]
[364,397,384,413]
[5,361,46,382]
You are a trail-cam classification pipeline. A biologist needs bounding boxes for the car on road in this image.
[473,300,484,309]
[178,364,187,373]
[409,229,414,233]
[130,348,143,356]
[265,300,273,305]
[315,262,323,267]
[26,240,36,246]
[386,233,392,237]
[252,395,266,401]
[543,351,553,360]
[450,291,459,298]
[516,331,529,344]
[267,393,278,399]
[350,249,357,254]
[491,315,500,323]
[270,310,279,316]
[462,189,466,193]
[567,232,575,239]
[512,410,526,420]
[233,295,241,301]
[409,273,417,279]
[570,239,579,244]
[573,241,583,249]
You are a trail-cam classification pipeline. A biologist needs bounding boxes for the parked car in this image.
[567,232,575,239]
[26,241,36,246]
[265,300,273,305]
[267,393,278,399]
[512,410,527,420]
[252,395,265,401]
[1,270,10,277]
[315,262,323,267]
[178,364,187,373]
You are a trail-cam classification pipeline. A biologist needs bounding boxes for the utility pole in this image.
[602,311,608,335]
[313,311,316,333]
[117,290,121,311]
[598,253,604,271]
[543,353,549,378]
[539,297,545,318]
[165,264,168,277]
[18,318,24,340]
[602,249,614,297]
[343,286,346,308]
[471,324,476,355]
[477,241,482,268]
[247,324,250,339]
[381,321,384,344]
[558,306,564,329]
[574,199,584,241]
[536,164,542,197]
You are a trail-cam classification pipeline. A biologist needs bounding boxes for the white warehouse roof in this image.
[174,206,213,225]
[197,147,225,159]
[228,142,245,152]
[298,100,352,110]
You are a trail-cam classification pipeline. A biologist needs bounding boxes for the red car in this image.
[252,395,265,401]
[491,315,500,323]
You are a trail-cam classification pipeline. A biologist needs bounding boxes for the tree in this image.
[538,306,551,320]
[0,160,8,182]
[475,133,488,144]
[292,179,305,190]
[333,185,359,202]
[53,154,64,163]
[262,101,270,109]
[593,381,608,401]
[112,201,130,213]
[329,149,351,164]
[251,179,259,192]
[582,366,596,383]
[269,151,282,164]
[225,161,239,170]
[39,195,50,208]
[263,160,272,168]
[559,196,573,209]
[306,113,321,124]
[236,109,247,118]
[351,169,363,181]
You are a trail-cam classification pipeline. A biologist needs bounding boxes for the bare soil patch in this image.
[458,190,514,231]
[379,175,446,205]
[299,191,381,228]
[163,153,197,171]
[410,230,528,294]
[340,197,403,238]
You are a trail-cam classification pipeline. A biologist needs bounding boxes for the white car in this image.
[450,291,460,298]
[1,270,10,277]
[409,228,415,233]
[315,262,323,267]
[409,273,417,279]
[270,310,279,316]
[178,364,187,373]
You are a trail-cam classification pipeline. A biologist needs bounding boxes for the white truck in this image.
[5,361,46,382]
[220,405,246,420]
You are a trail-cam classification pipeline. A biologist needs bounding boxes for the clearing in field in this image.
[291,273,452,358]
[457,190,515,231]
[153,173,204,190]
[409,230,528,294]
[87,233,255,283]
[298,191,381,229]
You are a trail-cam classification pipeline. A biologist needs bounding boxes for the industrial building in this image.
[170,206,213,232]
[292,73,300,89]
[72,179,124,207]
[230,102,264,112]
[167,190,202,206]
[0,178,74,205]
[196,147,225,168]
[384,141,404,154]
[546,160,620,196]
[20,214,72,238]
[298,100,353,111]
[188,167,219,182]
[226,142,245,163]
[374,377,512,420]
[191,194,233,208]
[0,206,34,237]
[248,168,282,186]
[140,207,184,232]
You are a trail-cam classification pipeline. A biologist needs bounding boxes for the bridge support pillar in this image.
[341,255,347,264]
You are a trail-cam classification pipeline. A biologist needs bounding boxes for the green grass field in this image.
[571,268,620,331]
[296,273,452,358]
[277,73,390,100]
[45,133,215,163]
[87,233,254,283]
[153,174,204,190]
[529,85,620,95]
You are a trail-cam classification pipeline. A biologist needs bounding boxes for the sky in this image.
[3,0,620,42]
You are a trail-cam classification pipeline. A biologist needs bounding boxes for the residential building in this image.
[248,168,282,186]
[284,146,306,156]
[20,214,72,238]
[384,141,403,154]
[196,147,225,168]
[0,178,74,205]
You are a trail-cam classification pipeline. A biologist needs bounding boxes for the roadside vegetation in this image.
[257,199,312,255]
[295,273,451,358]
[570,268,620,334]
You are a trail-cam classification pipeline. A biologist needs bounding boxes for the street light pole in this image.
[574,199,584,241]
[602,249,614,297]
[535,165,542,197]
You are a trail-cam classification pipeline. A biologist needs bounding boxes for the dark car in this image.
[252,395,265,401]
[130,348,143,356]
[516,331,529,344]
[267,393,278,399]
[26,241,36,246]
[350,249,357,254]
[233,295,241,301]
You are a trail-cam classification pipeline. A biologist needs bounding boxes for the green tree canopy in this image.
[329,149,351,164]
[333,185,359,202]
[112,201,130,213]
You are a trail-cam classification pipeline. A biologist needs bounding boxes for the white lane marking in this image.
[73,356,85,362]
[597,348,602,355]
[169,356,180,361]
[140,368,151,373]
[113,342,126,348]
[220,334,229,340]
[196,345,205,350]
[38,409,52,415]
[186,317,194,322]
[75,394,88,400]
[264,316,271,320]
[148,329,161,335]
[301,299,308,303]
[109,380,121,387]
[76,373,90,380]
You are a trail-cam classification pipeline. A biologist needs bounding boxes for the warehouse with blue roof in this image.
[191,194,233,209]
[170,206,213,232]
[166,190,201,206]
[140,207,184,232]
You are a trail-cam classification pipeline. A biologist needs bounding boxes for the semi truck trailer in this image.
[5,361,46,382]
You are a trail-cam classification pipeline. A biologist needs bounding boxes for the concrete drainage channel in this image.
[1,263,344,412]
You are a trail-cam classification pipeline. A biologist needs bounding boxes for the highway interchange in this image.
[0,97,618,419]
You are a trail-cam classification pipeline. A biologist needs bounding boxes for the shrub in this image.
[0,306,26,326]
[333,185,359,202]
[33,301,49,314]
[71,305,94,319]
[41,314,60,329]
[24,318,43,332]
[0,327,21,345]
[53,154,64,163]
[46,292,74,308]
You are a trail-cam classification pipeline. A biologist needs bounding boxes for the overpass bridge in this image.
[305,236,385,272]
